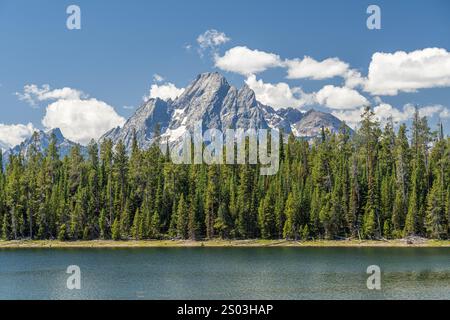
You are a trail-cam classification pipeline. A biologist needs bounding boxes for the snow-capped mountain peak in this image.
[101,72,352,150]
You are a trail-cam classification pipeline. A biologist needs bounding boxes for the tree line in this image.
[0,106,448,241]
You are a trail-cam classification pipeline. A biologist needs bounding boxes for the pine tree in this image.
[283,192,299,240]
[348,156,360,238]
[405,107,430,236]
[425,180,446,238]
[391,124,410,236]
[131,208,143,240]
[359,106,381,239]
[258,191,276,239]
[176,194,188,239]
[425,134,447,239]
[111,217,121,240]
[120,201,131,239]
[99,208,107,239]
[150,210,161,239]
[205,165,220,239]
[214,204,230,239]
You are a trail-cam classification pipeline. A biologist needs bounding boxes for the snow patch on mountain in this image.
[99,72,352,150]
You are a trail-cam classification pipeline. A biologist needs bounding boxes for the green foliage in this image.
[0,111,448,241]
[111,217,121,240]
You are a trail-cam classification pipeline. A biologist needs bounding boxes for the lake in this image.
[0,247,449,299]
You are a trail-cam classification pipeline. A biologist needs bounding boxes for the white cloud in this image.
[331,108,365,129]
[212,45,450,99]
[214,46,283,75]
[333,103,450,129]
[42,98,125,145]
[332,105,403,129]
[245,75,314,110]
[439,108,450,119]
[364,48,450,95]
[197,29,230,49]
[16,84,126,145]
[373,103,412,124]
[315,85,369,110]
[0,123,36,150]
[285,56,350,80]
[145,83,185,101]
[153,74,164,83]
[245,76,369,111]
[16,84,85,107]
[402,103,450,119]
[344,69,366,89]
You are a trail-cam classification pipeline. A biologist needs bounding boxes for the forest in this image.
[0,106,449,241]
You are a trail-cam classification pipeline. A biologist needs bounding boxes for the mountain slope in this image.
[161,73,269,144]
[101,72,352,150]
[1,128,84,166]
[102,98,172,150]
[291,109,349,138]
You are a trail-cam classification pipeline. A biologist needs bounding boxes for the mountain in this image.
[161,73,269,143]
[1,72,353,166]
[101,72,352,151]
[1,128,84,167]
[291,109,348,138]
[102,98,172,150]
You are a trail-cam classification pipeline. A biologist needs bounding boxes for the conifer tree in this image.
[176,194,188,239]
[111,217,121,240]
[131,208,143,240]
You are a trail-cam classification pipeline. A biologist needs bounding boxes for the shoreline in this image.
[0,239,449,248]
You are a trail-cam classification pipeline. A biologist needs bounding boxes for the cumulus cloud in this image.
[285,56,350,80]
[214,46,283,75]
[245,76,368,111]
[344,69,366,89]
[16,84,85,107]
[373,103,412,124]
[0,123,36,150]
[364,48,450,95]
[212,45,450,99]
[331,109,365,129]
[197,29,230,49]
[42,98,125,145]
[315,85,369,110]
[16,84,125,145]
[144,83,185,101]
[245,75,314,110]
[333,103,450,129]
[403,103,450,119]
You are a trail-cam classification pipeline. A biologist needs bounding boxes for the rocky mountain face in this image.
[101,97,172,150]
[1,128,84,166]
[291,109,347,137]
[2,72,352,165]
[101,72,352,151]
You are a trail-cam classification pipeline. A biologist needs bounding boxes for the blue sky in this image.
[1,0,450,146]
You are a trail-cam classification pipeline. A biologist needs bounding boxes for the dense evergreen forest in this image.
[0,107,449,241]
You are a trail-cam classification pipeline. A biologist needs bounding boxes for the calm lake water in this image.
[0,247,449,299]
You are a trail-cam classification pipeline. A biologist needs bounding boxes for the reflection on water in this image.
[0,247,448,299]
